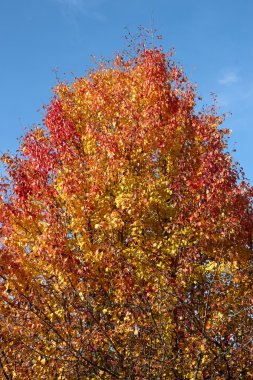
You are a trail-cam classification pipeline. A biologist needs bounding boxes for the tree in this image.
[0,42,252,379]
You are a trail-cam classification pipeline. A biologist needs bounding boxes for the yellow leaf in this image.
[41,358,46,365]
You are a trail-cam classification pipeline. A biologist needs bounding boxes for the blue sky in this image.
[1,0,253,180]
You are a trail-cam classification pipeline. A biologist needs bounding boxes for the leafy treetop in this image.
[0,41,252,379]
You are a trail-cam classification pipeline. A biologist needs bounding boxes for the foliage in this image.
[0,43,252,379]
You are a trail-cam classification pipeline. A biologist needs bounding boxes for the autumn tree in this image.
[0,41,252,379]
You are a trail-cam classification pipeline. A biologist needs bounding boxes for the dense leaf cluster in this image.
[0,46,252,379]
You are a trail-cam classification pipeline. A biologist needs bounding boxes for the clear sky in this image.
[1,0,253,180]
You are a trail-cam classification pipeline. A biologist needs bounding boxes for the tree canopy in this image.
[0,44,252,379]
